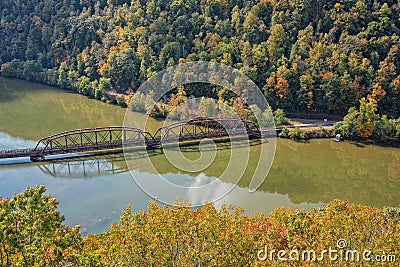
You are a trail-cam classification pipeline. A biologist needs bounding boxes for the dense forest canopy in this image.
[0,0,399,116]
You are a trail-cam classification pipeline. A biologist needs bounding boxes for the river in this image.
[0,77,399,234]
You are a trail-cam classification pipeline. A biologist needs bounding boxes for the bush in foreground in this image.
[0,186,82,266]
[84,202,399,266]
[1,187,399,266]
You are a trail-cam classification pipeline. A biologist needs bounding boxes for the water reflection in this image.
[31,149,323,222]
[38,156,129,178]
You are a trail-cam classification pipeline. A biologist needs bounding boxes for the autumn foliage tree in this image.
[0,186,82,266]
[82,199,400,266]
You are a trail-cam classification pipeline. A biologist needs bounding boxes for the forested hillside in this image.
[1,0,399,116]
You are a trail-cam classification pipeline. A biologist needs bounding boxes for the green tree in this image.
[129,91,146,112]
[0,186,82,266]
[290,24,314,60]
[266,24,286,60]
[335,97,379,140]
[144,90,156,115]
[94,77,111,100]
[260,106,274,127]
[99,77,112,92]
[1,59,24,78]
[334,107,359,139]
[78,76,91,95]
[102,47,138,91]
[198,97,218,118]
[273,108,290,126]
[57,62,69,88]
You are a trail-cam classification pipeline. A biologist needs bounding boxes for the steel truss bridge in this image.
[0,118,261,162]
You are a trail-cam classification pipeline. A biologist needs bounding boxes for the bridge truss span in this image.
[31,126,153,161]
[153,117,261,144]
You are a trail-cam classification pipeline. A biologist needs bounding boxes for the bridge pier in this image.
[30,156,45,162]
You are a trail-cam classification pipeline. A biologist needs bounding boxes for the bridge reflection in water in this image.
[35,138,266,179]
[36,150,159,178]
[38,156,128,178]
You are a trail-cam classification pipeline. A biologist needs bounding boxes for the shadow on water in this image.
[0,79,21,103]
[176,138,267,152]
[349,140,400,149]
[350,141,367,148]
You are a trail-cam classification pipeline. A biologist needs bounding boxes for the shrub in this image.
[116,95,127,107]
[288,127,306,140]
[273,108,290,126]
[278,127,289,138]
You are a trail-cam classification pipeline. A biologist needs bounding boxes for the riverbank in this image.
[277,123,400,147]
[277,125,335,140]
[272,117,336,141]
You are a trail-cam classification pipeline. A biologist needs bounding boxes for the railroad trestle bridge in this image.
[0,117,261,162]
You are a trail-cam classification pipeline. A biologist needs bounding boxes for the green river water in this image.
[0,77,399,234]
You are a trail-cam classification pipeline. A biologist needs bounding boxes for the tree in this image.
[144,90,156,115]
[334,107,359,139]
[83,198,400,266]
[321,73,343,113]
[198,97,218,118]
[247,104,262,123]
[0,0,399,117]
[290,24,314,60]
[57,62,69,88]
[0,186,82,266]
[298,73,315,112]
[1,59,24,78]
[263,67,292,110]
[23,60,43,81]
[232,97,247,120]
[159,42,181,67]
[368,83,386,103]
[231,5,241,34]
[99,77,112,92]
[336,97,379,140]
[94,77,111,101]
[78,76,91,95]
[266,24,286,60]
[129,91,146,112]
[273,108,290,126]
[259,106,274,127]
[101,47,138,91]
[355,97,378,139]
